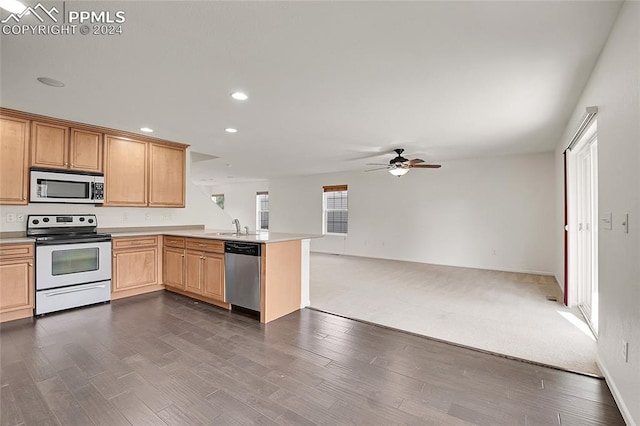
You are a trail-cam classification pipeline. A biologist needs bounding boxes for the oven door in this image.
[36,240,112,290]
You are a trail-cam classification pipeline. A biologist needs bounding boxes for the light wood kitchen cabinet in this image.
[0,116,29,205]
[0,243,34,323]
[104,135,148,207]
[31,122,102,172]
[202,253,224,300]
[163,237,185,291]
[31,121,68,170]
[184,249,224,301]
[111,236,163,299]
[69,129,103,173]
[104,136,186,208]
[164,237,227,307]
[0,108,188,208]
[185,251,204,295]
[149,143,185,207]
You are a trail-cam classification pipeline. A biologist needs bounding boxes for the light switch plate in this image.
[601,212,612,230]
[622,213,629,233]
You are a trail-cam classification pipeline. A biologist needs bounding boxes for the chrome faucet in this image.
[232,218,241,233]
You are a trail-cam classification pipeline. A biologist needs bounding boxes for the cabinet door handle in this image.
[113,254,117,258]
[28,263,33,267]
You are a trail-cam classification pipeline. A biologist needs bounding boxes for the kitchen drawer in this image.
[185,238,224,254]
[0,243,34,260]
[163,236,185,248]
[113,236,158,249]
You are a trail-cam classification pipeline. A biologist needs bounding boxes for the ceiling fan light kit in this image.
[389,167,409,177]
[366,148,441,177]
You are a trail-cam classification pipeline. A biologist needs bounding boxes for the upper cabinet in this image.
[104,136,148,207]
[31,122,103,173]
[0,116,29,205]
[69,129,103,173]
[149,143,185,207]
[0,108,188,207]
[104,136,186,208]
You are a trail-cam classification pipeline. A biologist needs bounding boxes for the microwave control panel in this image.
[93,183,104,200]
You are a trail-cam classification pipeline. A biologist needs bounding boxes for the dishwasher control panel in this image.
[224,241,261,256]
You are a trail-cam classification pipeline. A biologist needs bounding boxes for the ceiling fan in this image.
[366,148,441,176]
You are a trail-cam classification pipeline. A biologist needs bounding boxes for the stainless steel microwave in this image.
[30,169,104,204]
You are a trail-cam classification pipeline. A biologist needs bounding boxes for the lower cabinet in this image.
[163,246,185,290]
[202,253,224,300]
[112,236,163,299]
[0,243,34,323]
[163,237,227,308]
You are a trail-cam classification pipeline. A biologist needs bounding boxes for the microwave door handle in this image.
[90,182,95,200]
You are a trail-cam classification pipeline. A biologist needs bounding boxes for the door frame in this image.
[565,121,598,334]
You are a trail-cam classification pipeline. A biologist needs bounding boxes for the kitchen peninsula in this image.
[106,227,319,324]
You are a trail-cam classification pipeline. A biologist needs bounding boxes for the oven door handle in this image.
[45,284,107,297]
[36,236,112,246]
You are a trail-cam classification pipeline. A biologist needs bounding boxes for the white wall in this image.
[0,149,231,232]
[554,2,639,424]
[270,152,556,274]
[204,181,269,233]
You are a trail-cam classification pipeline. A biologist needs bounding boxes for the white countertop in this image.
[0,228,322,244]
[0,237,34,244]
[108,229,322,243]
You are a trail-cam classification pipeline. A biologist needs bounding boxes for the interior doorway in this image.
[567,122,599,336]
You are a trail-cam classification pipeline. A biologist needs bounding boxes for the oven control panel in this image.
[27,214,97,229]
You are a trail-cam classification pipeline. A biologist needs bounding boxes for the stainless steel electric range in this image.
[27,214,112,315]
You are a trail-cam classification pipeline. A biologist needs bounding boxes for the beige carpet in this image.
[310,253,600,376]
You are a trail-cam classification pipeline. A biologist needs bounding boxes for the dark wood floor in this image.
[0,291,624,426]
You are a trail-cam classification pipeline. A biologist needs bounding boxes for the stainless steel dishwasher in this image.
[224,241,261,312]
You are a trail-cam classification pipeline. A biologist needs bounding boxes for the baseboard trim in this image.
[309,251,555,277]
[596,357,637,426]
[307,306,603,379]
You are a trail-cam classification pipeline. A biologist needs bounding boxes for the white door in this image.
[570,133,598,334]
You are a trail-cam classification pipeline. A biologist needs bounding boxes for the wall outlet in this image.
[16,213,25,222]
[122,213,128,222]
[145,213,152,221]
[6,213,15,223]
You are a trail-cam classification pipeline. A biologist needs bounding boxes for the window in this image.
[256,192,269,230]
[323,185,348,235]
[211,193,224,209]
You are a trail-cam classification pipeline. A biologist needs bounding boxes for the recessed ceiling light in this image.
[0,0,27,14]
[225,128,238,133]
[140,127,154,133]
[37,77,65,87]
[231,92,248,101]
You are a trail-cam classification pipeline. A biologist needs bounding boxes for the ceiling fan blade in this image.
[410,164,442,168]
[364,167,389,172]
[366,163,391,166]
[408,158,425,165]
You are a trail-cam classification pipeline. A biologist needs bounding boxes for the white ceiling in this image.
[0,1,622,183]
